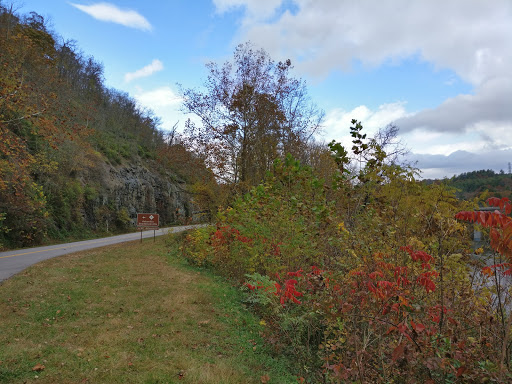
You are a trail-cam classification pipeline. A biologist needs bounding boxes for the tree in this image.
[180,42,324,186]
[0,8,62,245]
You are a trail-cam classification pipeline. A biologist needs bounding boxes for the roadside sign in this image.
[137,213,159,230]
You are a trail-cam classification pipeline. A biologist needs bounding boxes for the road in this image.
[0,225,205,283]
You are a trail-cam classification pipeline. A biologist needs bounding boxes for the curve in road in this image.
[0,225,205,283]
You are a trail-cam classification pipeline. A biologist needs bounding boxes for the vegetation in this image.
[181,120,512,382]
[434,169,512,201]
[4,3,512,382]
[0,235,295,383]
[0,4,212,248]
[180,42,324,190]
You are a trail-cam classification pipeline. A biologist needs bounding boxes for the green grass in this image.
[0,235,295,383]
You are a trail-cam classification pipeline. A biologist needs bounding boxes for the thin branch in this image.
[1,110,44,123]
[0,90,19,100]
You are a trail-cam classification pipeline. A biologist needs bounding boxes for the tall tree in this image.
[180,42,324,186]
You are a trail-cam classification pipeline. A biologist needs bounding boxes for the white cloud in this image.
[411,149,512,179]
[322,103,512,179]
[323,102,408,142]
[70,2,152,31]
[213,0,283,19]
[400,122,512,178]
[125,59,164,83]
[221,0,512,177]
[473,122,512,151]
[396,77,512,134]
[134,86,185,131]
[134,86,181,108]
[405,135,480,157]
[234,0,512,85]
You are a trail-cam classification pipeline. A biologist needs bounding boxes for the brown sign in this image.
[137,213,159,229]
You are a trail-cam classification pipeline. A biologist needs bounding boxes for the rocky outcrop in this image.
[83,161,194,229]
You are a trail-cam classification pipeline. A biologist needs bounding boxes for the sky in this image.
[14,0,512,179]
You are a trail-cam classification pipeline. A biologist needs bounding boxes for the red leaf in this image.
[411,320,426,333]
[486,213,493,227]
[487,197,499,207]
[456,366,466,377]
[392,342,405,362]
[479,211,487,225]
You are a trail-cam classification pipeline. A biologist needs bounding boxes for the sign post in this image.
[137,213,159,242]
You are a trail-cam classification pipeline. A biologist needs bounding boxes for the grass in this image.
[0,234,295,383]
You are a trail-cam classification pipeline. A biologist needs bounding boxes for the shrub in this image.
[181,225,215,267]
[180,152,512,381]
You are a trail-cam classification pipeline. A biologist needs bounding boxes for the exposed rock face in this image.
[84,161,193,229]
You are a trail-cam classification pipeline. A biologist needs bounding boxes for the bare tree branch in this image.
[1,110,44,123]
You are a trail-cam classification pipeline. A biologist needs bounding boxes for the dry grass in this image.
[0,236,293,383]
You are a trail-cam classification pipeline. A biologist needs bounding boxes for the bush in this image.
[185,156,340,281]
[180,153,512,382]
[115,207,131,230]
[181,225,215,267]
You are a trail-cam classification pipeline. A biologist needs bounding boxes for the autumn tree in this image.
[0,7,61,245]
[180,42,324,186]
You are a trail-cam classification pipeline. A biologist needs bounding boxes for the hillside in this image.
[0,7,212,249]
[424,169,512,201]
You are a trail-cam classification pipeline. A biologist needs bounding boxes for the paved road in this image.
[0,225,205,283]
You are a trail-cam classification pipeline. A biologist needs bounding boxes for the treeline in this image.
[0,4,207,248]
[425,169,512,200]
[448,169,512,200]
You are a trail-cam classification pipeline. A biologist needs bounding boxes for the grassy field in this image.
[0,234,295,383]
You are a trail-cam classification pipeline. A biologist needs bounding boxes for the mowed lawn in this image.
[0,234,294,383]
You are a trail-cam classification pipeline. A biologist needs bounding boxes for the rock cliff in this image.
[79,160,194,231]
[105,162,192,224]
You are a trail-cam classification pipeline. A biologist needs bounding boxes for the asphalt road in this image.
[0,225,205,283]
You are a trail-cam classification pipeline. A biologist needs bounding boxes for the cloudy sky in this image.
[18,0,512,179]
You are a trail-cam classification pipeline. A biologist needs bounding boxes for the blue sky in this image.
[16,0,512,179]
